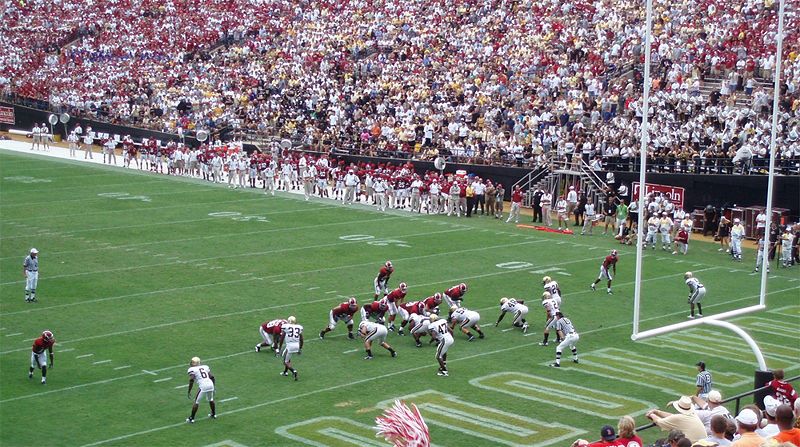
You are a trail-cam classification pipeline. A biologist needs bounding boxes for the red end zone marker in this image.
[516,224,574,235]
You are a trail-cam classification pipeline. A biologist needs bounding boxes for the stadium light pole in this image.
[759,0,786,307]
[631,0,655,338]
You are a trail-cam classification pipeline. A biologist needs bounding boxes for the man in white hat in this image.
[755,395,780,437]
[692,390,731,435]
[645,395,707,443]
[731,408,764,446]
[23,248,39,303]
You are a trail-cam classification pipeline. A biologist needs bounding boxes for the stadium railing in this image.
[635,374,800,434]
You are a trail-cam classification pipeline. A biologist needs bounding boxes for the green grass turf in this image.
[1,149,798,447]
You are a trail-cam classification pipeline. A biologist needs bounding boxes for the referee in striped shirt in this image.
[695,361,713,400]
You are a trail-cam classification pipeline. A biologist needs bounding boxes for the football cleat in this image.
[415,341,422,348]
[28,371,33,379]
[539,342,548,346]
[687,315,695,319]
[364,355,373,360]
[397,329,404,336]
[348,332,355,339]
[697,313,703,317]
[549,363,561,368]
[255,345,261,352]
[280,371,289,376]
[522,323,529,333]
[437,370,449,376]
[573,359,580,364]
[208,414,217,419]
[319,331,325,340]
[391,351,397,358]
[479,333,485,339]
[590,284,596,291]
[607,290,613,295]
[467,335,475,342]
[186,418,194,424]
[41,378,46,384]
[292,370,298,381]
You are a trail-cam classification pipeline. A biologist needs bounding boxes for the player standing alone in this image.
[23,248,39,302]
[591,250,618,294]
[374,261,394,298]
[29,330,55,384]
[186,357,216,423]
[684,272,706,319]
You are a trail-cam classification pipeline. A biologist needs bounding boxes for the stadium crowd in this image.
[3,0,800,172]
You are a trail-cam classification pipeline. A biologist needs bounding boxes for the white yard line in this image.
[218,397,239,403]
[92,360,112,365]
[0,227,470,285]
[75,354,94,359]
[4,332,22,337]
[113,365,131,370]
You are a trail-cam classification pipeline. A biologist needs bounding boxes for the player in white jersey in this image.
[538,292,561,346]
[730,218,745,261]
[186,357,216,423]
[644,215,659,249]
[549,312,580,367]
[542,276,562,306]
[359,321,397,360]
[684,272,706,319]
[495,297,529,332]
[448,306,484,341]
[277,316,303,381]
[753,238,770,273]
[409,313,432,347]
[428,314,454,377]
[658,212,674,250]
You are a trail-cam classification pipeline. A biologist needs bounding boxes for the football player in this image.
[374,261,394,298]
[360,299,389,325]
[397,299,426,334]
[495,297,529,332]
[186,356,216,423]
[277,316,303,381]
[550,312,580,367]
[255,318,287,354]
[428,314,454,376]
[448,306,484,341]
[542,276,562,306]
[29,330,55,384]
[320,297,358,340]
[539,292,561,346]
[384,283,408,332]
[443,283,467,308]
[684,272,706,319]
[421,293,444,315]
[359,320,397,359]
[409,313,433,347]
[591,249,618,294]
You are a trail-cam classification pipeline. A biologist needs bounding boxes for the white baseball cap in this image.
[707,390,722,404]
[735,408,759,425]
[764,395,779,417]
[30,248,38,254]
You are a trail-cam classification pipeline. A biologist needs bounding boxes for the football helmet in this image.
[347,297,357,310]
[429,314,439,322]
[542,292,551,300]
[42,330,54,341]
[449,305,458,313]
[399,282,408,293]
[378,300,388,311]
[610,249,618,256]
[287,316,297,324]
[684,272,693,279]
[190,356,201,366]
[542,276,552,284]
[459,283,467,293]
[499,297,508,305]
[385,261,393,270]
[433,293,443,304]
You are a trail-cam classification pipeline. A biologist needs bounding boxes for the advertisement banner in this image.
[0,106,14,125]
[632,182,685,210]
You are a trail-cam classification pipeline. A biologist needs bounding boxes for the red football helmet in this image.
[433,293,443,304]
[378,299,388,311]
[385,260,393,270]
[42,330,54,342]
[399,282,408,293]
[459,283,467,293]
[610,249,618,257]
[348,297,357,310]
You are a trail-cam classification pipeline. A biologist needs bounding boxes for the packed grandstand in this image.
[2,0,800,171]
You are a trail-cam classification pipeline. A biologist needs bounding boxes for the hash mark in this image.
[142,370,157,376]
[114,365,131,370]
[153,377,172,383]
[92,359,112,365]
[4,332,22,337]
[218,397,239,403]
[75,353,94,359]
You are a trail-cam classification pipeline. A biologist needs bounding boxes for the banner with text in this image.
[0,106,14,125]
[632,182,685,210]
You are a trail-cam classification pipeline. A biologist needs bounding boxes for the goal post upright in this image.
[631,0,655,339]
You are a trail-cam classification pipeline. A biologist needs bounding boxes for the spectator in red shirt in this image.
[766,369,798,407]
[571,425,624,447]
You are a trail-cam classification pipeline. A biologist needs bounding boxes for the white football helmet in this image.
[287,316,297,324]
[684,272,693,279]
[190,357,201,366]
[542,276,551,284]
[499,297,508,305]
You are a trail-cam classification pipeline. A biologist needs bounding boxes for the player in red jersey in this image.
[384,283,408,332]
[374,261,394,298]
[443,283,467,307]
[766,369,798,406]
[591,250,618,294]
[319,297,359,340]
[422,293,444,315]
[255,319,287,354]
[397,299,426,333]
[29,330,55,384]
[360,299,388,324]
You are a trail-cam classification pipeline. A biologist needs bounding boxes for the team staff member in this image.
[29,330,55,384]
[24,248,39,303]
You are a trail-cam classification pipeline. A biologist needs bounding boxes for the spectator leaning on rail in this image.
[646,395,708,443]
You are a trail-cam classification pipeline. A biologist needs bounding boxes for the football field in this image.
[1,149,798,447]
